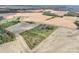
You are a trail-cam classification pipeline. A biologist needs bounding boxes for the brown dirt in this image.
[5,13,77,29]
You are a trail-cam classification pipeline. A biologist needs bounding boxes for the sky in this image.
[0,0,79,5]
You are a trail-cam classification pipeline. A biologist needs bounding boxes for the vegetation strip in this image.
[0,17,21,28]
[0,28,15,44]
[0,17,21,44]
[20,24,57,49]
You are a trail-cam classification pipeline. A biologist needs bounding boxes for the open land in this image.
[0,8,79,53]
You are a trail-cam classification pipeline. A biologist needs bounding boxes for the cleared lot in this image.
[0,12,78,52]
[4,13,78,29]
[6,22,39,34]
[5,13,51,22]
[45,17,77,29]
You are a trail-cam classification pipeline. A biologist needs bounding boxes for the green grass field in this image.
[20,24,57,49]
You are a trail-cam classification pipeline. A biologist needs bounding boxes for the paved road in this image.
[6,22,39,34]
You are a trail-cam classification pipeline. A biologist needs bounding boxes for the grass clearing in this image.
[20,24,57,49]
[0,20,20,28]
[0,17,21,28]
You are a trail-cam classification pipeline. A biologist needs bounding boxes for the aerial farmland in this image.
[0,5,79,53]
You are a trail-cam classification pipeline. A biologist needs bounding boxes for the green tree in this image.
[43,11,58,16]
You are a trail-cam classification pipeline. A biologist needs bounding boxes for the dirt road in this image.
[32,27,79,53]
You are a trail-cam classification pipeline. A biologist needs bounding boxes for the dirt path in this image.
[32,27,79,53]
[0,34,31,53]
[15,34,31,52]
[0,39,27,53]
